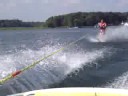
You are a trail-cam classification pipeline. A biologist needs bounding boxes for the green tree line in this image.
[0,19,44,27]
[45,12,128,27]
[1,12,128,28]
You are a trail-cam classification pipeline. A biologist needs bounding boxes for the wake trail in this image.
[105,72,128,89]
[0,43,111,91]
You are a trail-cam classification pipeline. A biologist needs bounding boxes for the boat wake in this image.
[0,41,111,93]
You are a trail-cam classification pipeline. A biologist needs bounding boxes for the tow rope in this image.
[0,35,86,85]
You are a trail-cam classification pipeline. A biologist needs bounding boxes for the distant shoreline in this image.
[0,12,127,29]
[0,25,121,31]
[0,27,46,30]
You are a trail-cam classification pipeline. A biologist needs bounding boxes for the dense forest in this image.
[45,12,128,27]
[0,19,44,27]
[0,12,128,28]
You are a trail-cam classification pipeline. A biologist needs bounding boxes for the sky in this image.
[0,0,128,22]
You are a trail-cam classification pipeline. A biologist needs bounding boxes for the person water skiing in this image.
[98,19,107,35]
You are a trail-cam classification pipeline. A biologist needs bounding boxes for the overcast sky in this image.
[0,0,128,21]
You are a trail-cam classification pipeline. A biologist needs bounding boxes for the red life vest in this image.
[99,22,107,29]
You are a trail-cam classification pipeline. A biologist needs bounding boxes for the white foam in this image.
[0,43,111,91]
[88,26,128,42]
[88,37,99,42]
[54,49,107,74]
[0,55,16,78]
[102,26,128,42]
[105,72,128,89]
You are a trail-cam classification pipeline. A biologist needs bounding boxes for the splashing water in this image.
[88,26,128,42]
[0,43,109,88]
[106,72,128,89]
[102,26,128,42]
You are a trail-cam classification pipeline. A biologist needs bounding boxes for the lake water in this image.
[0,26,128,95]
